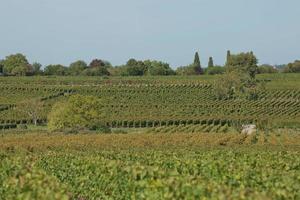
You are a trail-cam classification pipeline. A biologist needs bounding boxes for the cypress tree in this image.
[193,52,203,74]
[226,50,231,66]
[208,57,214,68]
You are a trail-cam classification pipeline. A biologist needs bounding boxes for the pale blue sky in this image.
[0,0,299,68]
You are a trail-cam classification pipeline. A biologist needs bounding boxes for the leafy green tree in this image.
[214,71,265,100]
[283,60,300,73]
[120,59,147,76]
[208,57,214,68]
[2,53,32,75]
[226,52,258,79]
[68,60,87,75]
[48,95,107,131]
[144,60,175,76]
[214,71,244,100]
[86,59,110,76]
[258,64,278,74]
[16,99,44,126]
[44,64,67,76]
[32,62,43,75]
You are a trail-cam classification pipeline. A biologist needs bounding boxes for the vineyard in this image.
[1,74,300,199]
[0,74,300,130]
[1,132,300,199]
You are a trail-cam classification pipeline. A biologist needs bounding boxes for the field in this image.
[0,74,300,199]
[1,74,300,129]
[1,132,300,200]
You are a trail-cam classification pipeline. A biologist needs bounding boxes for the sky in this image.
[0,0,299,68]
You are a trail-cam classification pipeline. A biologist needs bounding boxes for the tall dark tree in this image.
[193,52,203,74]
[0,60,3,74]
[226,50,231,66]
[208,57,214,68]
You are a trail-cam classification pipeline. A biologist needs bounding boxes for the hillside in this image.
[1,74,299,131]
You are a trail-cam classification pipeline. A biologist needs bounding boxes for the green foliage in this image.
[118,59,174,76]
[1,74,300,129]
[44,64,67,76]
[82,59,111,76]
[2,53,32,76]
[226,50,231,66]
[176,64,198,75]
[68,60,87,76]
[258,64,278,74]
[0,60,3,74]
[214,71,266,100]
[48,95,106,131]
[120,59,147,76]
[176,52,204,75]
[32,62,43,75]
[38,147,300,200]
[208,56,214,68]
[193,52,203,74]
[283,60,300,73]
[0,154,69,200]
[82,66,110,76]
[214,72,245,99]
[205,66,225,75]
[144,60,175,76]
[226,52,258,79]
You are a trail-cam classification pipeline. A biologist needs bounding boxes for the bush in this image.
[48,95,108,132]
[257,64,278,74]
[206,66,225,75]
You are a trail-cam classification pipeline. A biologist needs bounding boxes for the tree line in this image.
[0,52,299,76]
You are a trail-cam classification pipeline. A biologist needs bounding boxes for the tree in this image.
[226,52,258,79]
[208,57,214,68]
[214,71,244,100]
[32,62,43,75]
[86,59,110,76]
[193,52,203,74]
[82,66,110,76]
[89,59,105,68]
[16,99,44,126]
[283,60,300,73]
[68,60,87,75]
[258,64,278,74]
[206,66,225,75]
[48,95,108,131]
[44,64,67,76]
[120,59,147,76]
[214,71,265,100]
[2,53,32,76]
[144,60,175,76]
[176,64,198,75]
[0,60,3,74]
[226,50,231,66]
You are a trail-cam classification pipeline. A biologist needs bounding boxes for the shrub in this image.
[48,95,109,132]
[206,66,225,75]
